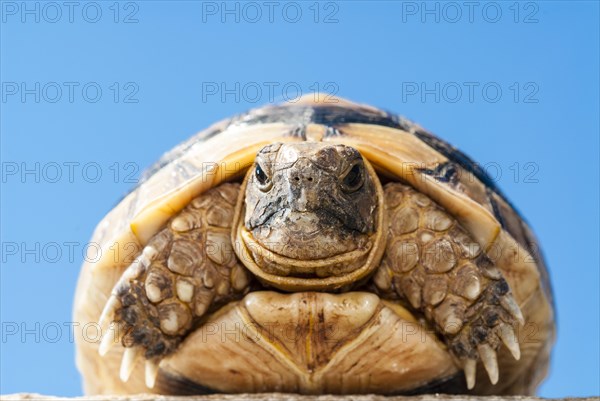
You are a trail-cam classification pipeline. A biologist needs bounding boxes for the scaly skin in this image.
[371,182,524,388]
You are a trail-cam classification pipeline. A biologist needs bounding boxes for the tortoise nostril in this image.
[292,175,313,182]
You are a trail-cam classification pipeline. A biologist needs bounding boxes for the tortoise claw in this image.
[478,343,499,385]
[463,359,477,390]
[98,295,121,332]
[120,346,143,382]
[499,323,521,360]
[98,323,123,356]
[461,346,500,390]
[500,296,525,326]
[145,360,160,388]
[98,294,125,357]
[458,321,518,389]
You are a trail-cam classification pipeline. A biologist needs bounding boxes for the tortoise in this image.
[73,95,555,395]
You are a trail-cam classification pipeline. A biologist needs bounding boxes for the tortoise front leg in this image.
[372,182,524,390]
[97,183,252,388]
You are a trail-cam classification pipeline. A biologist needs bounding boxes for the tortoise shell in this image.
[74,95,554,395]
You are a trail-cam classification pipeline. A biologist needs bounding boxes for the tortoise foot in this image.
[448,278,524,389]
[373,182,527,391]
[97,248,191,388]
[96,184,251,388]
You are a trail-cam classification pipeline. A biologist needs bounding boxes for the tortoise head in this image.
[232,142,387,291]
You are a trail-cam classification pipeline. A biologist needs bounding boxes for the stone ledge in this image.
[1,394,598,401]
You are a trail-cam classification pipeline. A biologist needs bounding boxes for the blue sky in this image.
[1,1,598,397]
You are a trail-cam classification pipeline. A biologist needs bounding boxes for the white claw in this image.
[478,344,499,385]
[499,323,521,360]
[500,296,525,326]
[463,359,477,390]
[98,324,120,356]
[122,260,143,281]
[120,347,142,382]
[145,361,160,388]
[99,295,121,330]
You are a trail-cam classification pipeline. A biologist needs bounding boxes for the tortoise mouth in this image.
[238,224,374,284]
[250,209,369,260]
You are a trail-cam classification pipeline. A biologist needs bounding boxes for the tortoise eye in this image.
[255,163,271,191]
[341,162,364,192]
